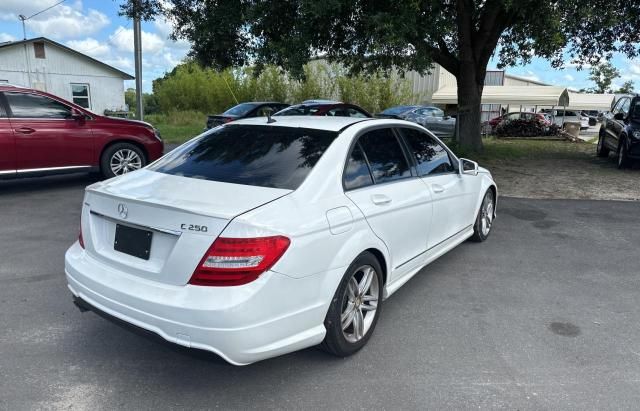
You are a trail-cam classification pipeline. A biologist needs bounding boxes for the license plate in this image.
[114,224,152,260]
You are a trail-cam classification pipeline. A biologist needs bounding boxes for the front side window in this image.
[357,128,411,184]
[5,92,71,119]
[629,99,640,119]
[148,125,338,190]
[71,84,90,109]
[399,128,456,176]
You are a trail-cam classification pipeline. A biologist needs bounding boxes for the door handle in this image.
[15,127,36,134]
[371,194,392,205]
[432,184,445,193]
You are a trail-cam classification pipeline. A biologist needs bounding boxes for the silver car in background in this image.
[377,105,456,138]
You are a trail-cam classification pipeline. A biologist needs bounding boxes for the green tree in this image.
[122,1,640,151]
[588,62,620,93]
[615,80,635,94]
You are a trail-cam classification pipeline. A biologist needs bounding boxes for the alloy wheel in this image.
[340,265,380,343]
[480,194,494,236]
[110,149,142,176]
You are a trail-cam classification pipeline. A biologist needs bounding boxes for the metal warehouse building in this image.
[0,37,133,115]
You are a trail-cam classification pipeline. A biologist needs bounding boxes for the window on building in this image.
[33,42,45,59]
[71,84,90,109]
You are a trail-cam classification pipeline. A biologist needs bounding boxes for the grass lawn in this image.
[145,111,206,144]
[449,136,593,161]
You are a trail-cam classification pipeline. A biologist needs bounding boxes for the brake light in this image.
[223,117,233,123]
[189,236,290,286]
[78,229,85,249]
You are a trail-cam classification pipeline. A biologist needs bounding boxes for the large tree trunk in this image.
[456,64,484,152]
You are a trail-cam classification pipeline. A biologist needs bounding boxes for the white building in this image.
[0,37,133,115]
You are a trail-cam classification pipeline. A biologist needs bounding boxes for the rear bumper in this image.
[65,243,341,365]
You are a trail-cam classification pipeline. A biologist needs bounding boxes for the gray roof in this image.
[0,37,134,80]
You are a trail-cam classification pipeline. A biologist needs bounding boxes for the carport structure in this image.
[431,85,570,107]
[566,92,615,111]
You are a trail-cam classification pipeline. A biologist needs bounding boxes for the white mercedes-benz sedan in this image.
[65,116,497,365]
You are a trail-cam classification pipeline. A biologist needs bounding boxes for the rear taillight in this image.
[189,236,290,286]
[223,117,233,123]
[78,229,85,249]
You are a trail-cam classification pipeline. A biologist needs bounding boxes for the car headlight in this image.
[154,128,162,141]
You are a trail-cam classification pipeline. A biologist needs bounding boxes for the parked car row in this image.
[205,101,457,138]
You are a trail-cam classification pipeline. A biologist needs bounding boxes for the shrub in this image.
[151,62,415,114]
[495,119,561,137]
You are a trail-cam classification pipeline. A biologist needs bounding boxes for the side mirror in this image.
[614,112,625,121]
[459,158,478,176]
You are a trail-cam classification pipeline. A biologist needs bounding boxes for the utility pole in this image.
[133,0,144,120]
[19,15,26,39]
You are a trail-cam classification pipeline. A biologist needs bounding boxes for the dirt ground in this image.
[480,143,640,201]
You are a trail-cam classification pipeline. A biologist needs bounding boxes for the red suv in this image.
[0,85,163,180]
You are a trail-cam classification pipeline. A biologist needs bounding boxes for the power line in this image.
[26,0,66,20]
[18,0,67,39]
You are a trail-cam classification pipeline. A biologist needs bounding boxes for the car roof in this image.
[228,115,374,131]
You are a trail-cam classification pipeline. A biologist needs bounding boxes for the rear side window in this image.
[343,143,373,190]
[399,128,456,176]
[5,92,71,119]
[148,125,338,190]
[357,128,411,184]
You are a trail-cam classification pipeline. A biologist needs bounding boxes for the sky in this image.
[0,0,639,93]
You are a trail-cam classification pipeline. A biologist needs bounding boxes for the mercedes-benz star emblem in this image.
[117,203,128,219]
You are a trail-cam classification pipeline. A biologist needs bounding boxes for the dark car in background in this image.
[598,95,640,168]
[205,102,289,129]
[377,105,456,138]
[273,101,371,118]
[0,84,163,180]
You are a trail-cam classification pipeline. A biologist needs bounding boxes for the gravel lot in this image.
[1,174,640,410]
[481,145,640,201]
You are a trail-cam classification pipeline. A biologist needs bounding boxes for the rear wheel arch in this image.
[364,247,388,286]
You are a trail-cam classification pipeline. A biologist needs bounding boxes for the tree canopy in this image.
[124,0,640,150]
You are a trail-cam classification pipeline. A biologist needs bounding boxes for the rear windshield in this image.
[148,125,338,190]
[274,105,321,116]
[223,103,258,116]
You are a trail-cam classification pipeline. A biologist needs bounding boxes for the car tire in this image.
[617,138,631,169]
[470,189,495,242]
[596,132,610,158]
[321,251,383,357]
[100,143,146,179]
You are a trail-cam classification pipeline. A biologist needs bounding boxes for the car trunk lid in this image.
[82,169,291,285]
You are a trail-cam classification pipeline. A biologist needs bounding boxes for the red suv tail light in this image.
[78,229,85,249]
[189,236,291,286]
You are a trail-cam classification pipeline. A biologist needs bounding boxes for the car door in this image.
[398,127,479,248]
[5,91,94,171]
[343,127,433,277]
[0,94,15,177]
